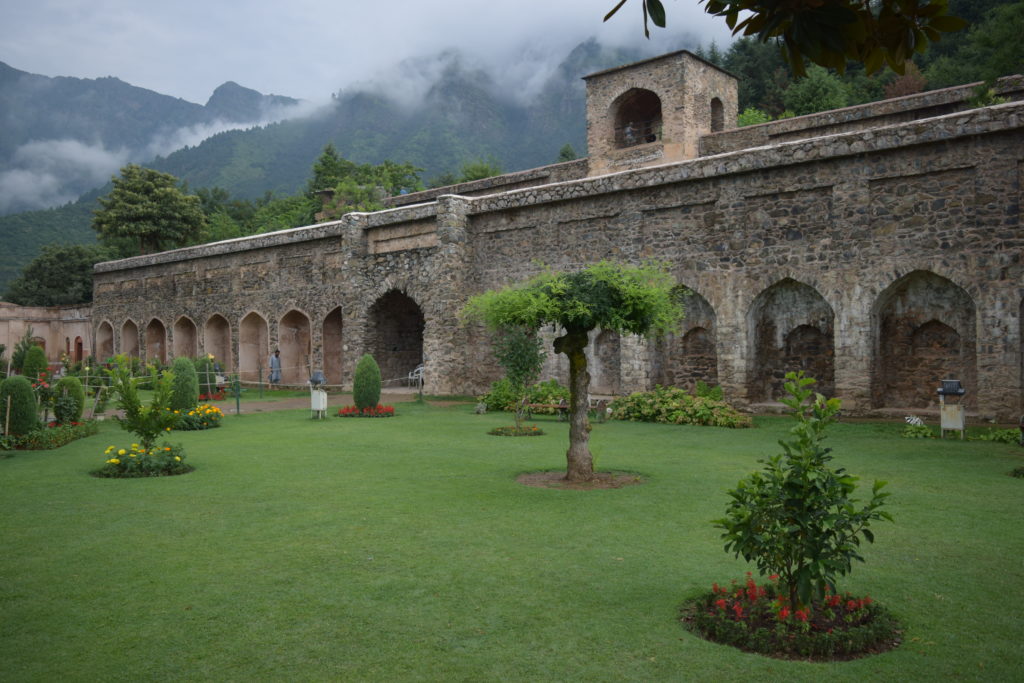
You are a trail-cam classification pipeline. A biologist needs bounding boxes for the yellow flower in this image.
[108,458,120,464]
[129,453,136,458]
[165,427,172,431]
[174,456,181,462]
[173,410,179,414]
[118,449,126,456]
[132,443,138,449]
[105,446,114,454]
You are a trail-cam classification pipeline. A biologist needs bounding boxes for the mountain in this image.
[0,38,683,294]
[0,61,301,215]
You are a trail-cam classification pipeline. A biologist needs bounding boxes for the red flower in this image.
[732,603,744,619]
[715,599,727,610]
[794,609,809,622]
[769,574,779,581]
[847,600,858,611]
[778,606,790,620]
[712,582,721,594]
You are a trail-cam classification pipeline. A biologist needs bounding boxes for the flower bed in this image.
[488,425,545,436]
[92,443,192,478]
[680,574,901,659]
[0,421,99,451]
[337,404,395,418]
[175,404,224,430]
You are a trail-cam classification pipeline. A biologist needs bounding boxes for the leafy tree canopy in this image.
[783,65,850,115]
[605,0,968,76]
[3,243,111,306]
[464,261,685,481]
[92,164,206,256]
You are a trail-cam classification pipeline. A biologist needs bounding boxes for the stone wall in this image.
[92,94,1024,420]
[0,302,92,367]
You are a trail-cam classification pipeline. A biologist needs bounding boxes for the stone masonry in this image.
[91,51,1024,421]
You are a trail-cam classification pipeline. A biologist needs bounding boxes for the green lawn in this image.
[2,404,1022,681]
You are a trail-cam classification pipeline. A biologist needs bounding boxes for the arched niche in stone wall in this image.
[1020,297,1024,413]
[711,97,725,132]
[74,336,84,363]
[871,270,976,409]
[323,307,344,387]
[204,314,233,373]
[612,88,662,148]
[589,329,621,396]
[146,318,167,365]
[367,290,424,385]
[653,289,718,391]
[121,320,139,358]
[747,278,835,402]
[279,310,312,385]
[173,316,198,359]
[96,321,114,360]
[238,312,269,383]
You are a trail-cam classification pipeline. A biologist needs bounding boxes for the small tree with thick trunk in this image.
[464,261,685,482]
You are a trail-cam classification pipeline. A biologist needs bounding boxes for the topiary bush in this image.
[170,357,199,412]
[0,376,40,436]
[53,375,86,424]
[21,345,48,383]
[353,354,382,410]
[194,355,218,397]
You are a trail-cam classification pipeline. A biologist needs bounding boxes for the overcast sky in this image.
[2,0,735,104]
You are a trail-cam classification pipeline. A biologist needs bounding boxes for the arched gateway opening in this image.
[367,290,424,385]
[121,320,139,358]
[97,322,114,359]
[174,317,198,359]
[323,307,344,386]
[146,318,167,365]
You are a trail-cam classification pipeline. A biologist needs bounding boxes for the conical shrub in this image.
[353,354,381,410]
[1,375,40,436]
[170,357,199,411]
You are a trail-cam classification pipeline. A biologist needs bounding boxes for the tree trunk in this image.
[554,328,593,482]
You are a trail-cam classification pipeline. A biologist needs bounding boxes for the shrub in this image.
[973,428,1019,444]
[92,442,191,478]
[8,421,99,450]
[170,357,200,412]
[21,345,48,383]
[492,326,545,432]
[194,355,219,397]
[106,357,179,451]
[53,375,86,423]
[0,376,40,436]
[479,378,570,414]
[610,385,751,428]
[175,404,224,430]
[353,354,382,410]
[714,372,892,608]
[901,423,934,438]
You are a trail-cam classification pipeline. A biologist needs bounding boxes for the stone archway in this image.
[146,319,167,365]
[239,312,269,383]
[97,322,114,359]
[173,316,198,359]
[654,289,718,391]
[748,279,835,401]
[872,270,976,409]
[367,290,424,385]
[323,307,344,386]
[204,314,233,373]
[612,88,662,147]
[278,310,311,384]
[121,320,139,358]
[590,329,621,395]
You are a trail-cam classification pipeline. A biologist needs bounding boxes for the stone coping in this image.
[94,99,1023,274]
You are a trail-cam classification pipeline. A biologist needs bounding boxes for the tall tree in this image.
[783,65,850,115]
[4,244,110,306]
[464,261,685,482]
[93,165,206,256]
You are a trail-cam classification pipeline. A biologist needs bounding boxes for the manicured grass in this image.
[2,404,1022,681]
